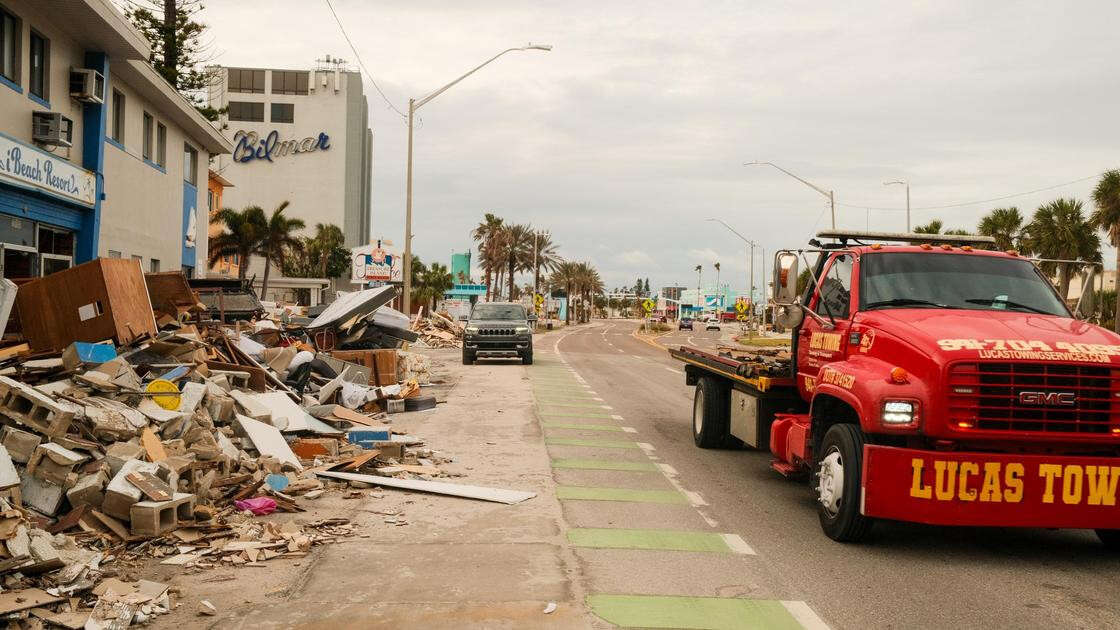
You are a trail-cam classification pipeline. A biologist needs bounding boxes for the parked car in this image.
[704,317,721,331]
[462,302,535,365]
[679,318,693,330]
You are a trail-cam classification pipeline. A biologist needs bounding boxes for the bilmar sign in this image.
[0,134,95,207]
[232,129,330,163]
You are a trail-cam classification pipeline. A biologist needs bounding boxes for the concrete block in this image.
[177,382,206,414]
[129,492,195,536]
[0,376,77,436]
[20,474,65,516]
[26,443,85,485]
[103,459,160,521]
[0,445,18,490]
[66,470,108,509]
[230,390,271,423]
[104,442,145,477]
[0,426,41,463]
[206,395,235,423]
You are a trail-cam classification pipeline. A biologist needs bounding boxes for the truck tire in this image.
[1096,529,1120,550]
[692,376,731,448]
[462,349,474,365]
[815,423,874,542]
[522,349,534,365]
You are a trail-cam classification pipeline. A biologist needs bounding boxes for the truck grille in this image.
[947,362,1119,434]
[480,327,516,336]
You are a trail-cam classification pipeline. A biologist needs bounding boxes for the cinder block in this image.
[129,492,195,536]
[0,426,41,463]
[0,375,77,436]
[66,470,108,509]
[20,474,64,516]
[26,443,84,485]
[104,442,144,477]
[103,459,160,521]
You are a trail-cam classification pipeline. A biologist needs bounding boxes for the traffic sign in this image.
[737,313,748,322]
[642,298,655,313]
[735,300,747,314]
[534,293,544,306]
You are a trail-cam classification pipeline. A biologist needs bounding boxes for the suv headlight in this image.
[465,325,479,334]
[882,400,916,424]
[515,325,530,334]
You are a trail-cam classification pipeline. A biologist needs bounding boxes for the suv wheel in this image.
[522,348,534,365]
[462,349,475,365]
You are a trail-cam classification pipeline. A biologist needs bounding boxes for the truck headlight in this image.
[515,325,530,334]
[882,400,916,424]
[465,325,479,334]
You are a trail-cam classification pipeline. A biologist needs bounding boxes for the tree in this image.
[124,0,220,120]
[418,262,453,312]
[978,207,1027,252]
[913,219,943,234]
[644,278,650,294]
[550,262,580,325]
[529,230,561,297]
[796,268,812,295]
[208,205,265,280]
[409,256,428,308]
[471,213,504,301]
[501,224,534,301]
[1023,198,1101,299]
[1090,170,1120,331]
[255,201,305,300]
[308,223,346,278]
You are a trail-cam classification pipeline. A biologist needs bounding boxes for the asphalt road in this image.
[544,319,1120,630]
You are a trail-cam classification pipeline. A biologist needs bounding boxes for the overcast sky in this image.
[201,0,1120,294]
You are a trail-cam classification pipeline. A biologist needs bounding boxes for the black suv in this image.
[462,302,535,365]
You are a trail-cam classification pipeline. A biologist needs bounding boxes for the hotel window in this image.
[271,103,294,124]
[142,112,153,160]
[156,122,167,167]
[111,90,125,143]
[271,70,308,95]
[183,143,198,186]
[29,30,48,100]
[108,250,121,258]
[150,259,160,272]
[228,68,264,94]
[0,8,18,84]
[228,101,264,122]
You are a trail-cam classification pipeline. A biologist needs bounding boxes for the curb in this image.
[630,327,671,352]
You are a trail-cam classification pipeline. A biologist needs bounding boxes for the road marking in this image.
[568,528,754,554]
[542,422,626,432]
[556,486,689,504]
[545,438,640,449]
[656,463,678,475]
[664,366,684,375]
[539,411,615,419]
[610,414,624,420]
[587,595,809,630]
[621,426,638,433]
[551,458,659,471]
[781,601,832,630]
[637,442,656,453]
[536,402,613,409]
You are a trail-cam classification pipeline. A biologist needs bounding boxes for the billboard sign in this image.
[351,243,402,283]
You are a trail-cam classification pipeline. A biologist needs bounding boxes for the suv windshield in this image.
[859,252,1069,317]
[472,304,526,320]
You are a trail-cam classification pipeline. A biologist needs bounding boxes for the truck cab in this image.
[674,230,1120,547]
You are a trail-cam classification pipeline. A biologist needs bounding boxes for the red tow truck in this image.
[671,230,1120,546]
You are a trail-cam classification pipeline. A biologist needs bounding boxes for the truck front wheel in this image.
[816,423,874,542]
[1096,529,1120,550]
[692,376,731,448]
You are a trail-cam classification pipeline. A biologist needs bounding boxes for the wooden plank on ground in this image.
[126,471,172,501]
[140,428,167,462]
[0,588,64,614]
[316,471,536,504]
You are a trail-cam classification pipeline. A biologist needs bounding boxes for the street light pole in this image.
[745,161,836,229]
[402,44,552,315]
[705,218,756,328]
[884,180,910,232]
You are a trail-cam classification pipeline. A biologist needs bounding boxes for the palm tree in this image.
[208,205,266,280]
[1024,198,1101,299]
[309,223,345,278]
[978,207,1026,252]
[409,256,428,308]
[550,261,580,325]
[575,262,604,323]
[713,262,721,299]
[913,219,944,234]
[501,223,534,301]
[530,230,561,296]
[255,201,306,299]
[1090,170,1120,330]
[471,213,504,301]
[419,262,454,312]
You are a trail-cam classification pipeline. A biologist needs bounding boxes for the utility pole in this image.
[884,180,911,232]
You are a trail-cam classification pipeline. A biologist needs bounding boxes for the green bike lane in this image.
[530,339,829,630]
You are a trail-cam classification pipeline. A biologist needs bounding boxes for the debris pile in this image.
[716,346,792,377]
[0,258,532,627]
[410,309,463,349]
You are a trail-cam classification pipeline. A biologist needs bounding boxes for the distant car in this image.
[462,302,535,365]
[679,318,693,330]
[705,317,721,331]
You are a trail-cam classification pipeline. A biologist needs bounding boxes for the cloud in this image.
[614,250,656,267]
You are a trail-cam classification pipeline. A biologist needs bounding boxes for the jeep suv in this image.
[462,302,535,365]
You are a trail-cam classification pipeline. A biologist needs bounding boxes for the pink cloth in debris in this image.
[234,497,277,516]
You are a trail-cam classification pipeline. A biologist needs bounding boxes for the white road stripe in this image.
[621,426,638,433]
[637,442,656,453]
[610,414,624,420]
[656,463,678,476]
[720,534,756,555]
[664,367,683,374]
[781,601,831,630]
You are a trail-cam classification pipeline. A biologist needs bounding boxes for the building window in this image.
[0,8,18,84]
[29,30,48,100]
[108,250,121,258]
[111,89,125,143]
[270,103,294,124]
[142,112,153,160]
[183,143,198,186]
[150,259,160,272]
[271,70,308,95]
[207,189,214,213]
[156,122,166,167]
[131,254,143,266]
[227,68,264,94]
[228,101,264,122]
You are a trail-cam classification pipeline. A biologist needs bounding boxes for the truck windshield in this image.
[859,253,1070,317]
[472,304,526,320]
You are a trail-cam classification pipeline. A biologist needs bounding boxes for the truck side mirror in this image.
[773,252,799,305]
[1075,266,1098,320]
[773,303,804,329]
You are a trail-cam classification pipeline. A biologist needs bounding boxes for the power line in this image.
[836,170,1112,213]
[322,0,408,120]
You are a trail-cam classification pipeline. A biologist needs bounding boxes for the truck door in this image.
[797,253,855,398]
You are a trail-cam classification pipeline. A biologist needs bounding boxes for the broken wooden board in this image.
[126,471,172,501]
[0,587,64,614]
[316,471,536,505]
[140,427,167,462]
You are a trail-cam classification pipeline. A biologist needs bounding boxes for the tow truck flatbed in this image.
[669,345,794,393]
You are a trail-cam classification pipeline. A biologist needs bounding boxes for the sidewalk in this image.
[159,346,595,629]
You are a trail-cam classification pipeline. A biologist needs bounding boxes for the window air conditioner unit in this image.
[69,68,105,103]
[32,111,74,148]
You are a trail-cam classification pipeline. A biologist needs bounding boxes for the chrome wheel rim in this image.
[693,389,704,435]
[817,447,844,517]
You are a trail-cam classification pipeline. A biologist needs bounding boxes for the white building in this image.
[207,60,373,252]
[0,0,231,279]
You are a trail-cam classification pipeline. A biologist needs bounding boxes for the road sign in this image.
[735,300,747,314]
[534,293,544,306]
[642,298,655,313]
[737,313,748,321]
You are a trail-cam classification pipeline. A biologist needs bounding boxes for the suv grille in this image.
[947,362,1119,434]
[480,327,516,336]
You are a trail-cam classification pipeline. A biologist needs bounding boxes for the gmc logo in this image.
[1018,391,1076,407]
